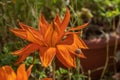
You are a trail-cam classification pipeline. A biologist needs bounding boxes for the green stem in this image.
[76,57,80,74]
[76,57,80,80]
[76,57,85,80]
[52,59,56,80]
[68,68,71,80]
[32,54,35,64]
[100,39,109,79]
[88,70,91,80]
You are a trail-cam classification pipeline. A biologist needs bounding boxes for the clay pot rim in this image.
[84,33,120,49]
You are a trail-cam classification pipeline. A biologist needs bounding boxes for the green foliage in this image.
[0,53,17,66]
[75,0,120,23]
[0,40,25,67]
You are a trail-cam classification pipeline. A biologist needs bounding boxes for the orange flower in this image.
[0,64,33,80]
[41,78,52,80]
[11,8,88,68]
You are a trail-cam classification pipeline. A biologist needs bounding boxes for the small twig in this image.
[88,70,91,80]
[100,34,109,79]
[68,68,72,80]
[52,59,56,80]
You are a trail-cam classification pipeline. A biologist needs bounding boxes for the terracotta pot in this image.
[56,33,120,79]
[81,33,120,79]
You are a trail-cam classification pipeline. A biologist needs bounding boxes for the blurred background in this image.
[0,0,120,79]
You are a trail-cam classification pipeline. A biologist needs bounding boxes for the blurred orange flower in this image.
[11,8,88,68]
[0,64,33,80]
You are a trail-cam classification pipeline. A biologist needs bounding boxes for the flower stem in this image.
[100,38,109,79]
[88,70,91,80]
[68,68,71,80]
[52,59,56,80]
[76,57,80,74]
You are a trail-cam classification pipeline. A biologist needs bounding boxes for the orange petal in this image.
[39,14,49,35]
[0,66,16,80]
[77,52,86,58]
[54,14,61,26]
[44,22,59,46]
[26,28,44,46]
[60,7,70,32]
[70,48,86,58]
[12,43,39,55]
[10,29,27,39]
[39,14,49,27]
[64,34,87,58]
[12,22,44,46]
[19,22,44,35]
[44,23,54,46]
[65,31,82,35]
[51,31,59,46]
[73,34,88,49]
[56,45,76,68]
[68,23,89,31]
[19,22,42,37]
[59,34,73,45]
[16,64,28,80]
[12,43,39,64]
[67,46,87,59]
[39,47,56,67]
[41,78,52,80]
[19,22,31,30]
[53,21,61,34]
[65,34,88,49]
[26,64,33,78]
[58,34,85,59]
[58,7,70,41]
[0,67,7,80]
[52,22,61,45]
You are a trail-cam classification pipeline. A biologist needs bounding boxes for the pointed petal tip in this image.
[10,28,16,32]
[86,46,89,49]
[69,22,89,31]
[41,62,51,68]
[11,52,18,55]
[79,53,87,59]
[42,64,48,68]
[27,64,33,77]
[73,65,76,68]
[67,63,76,68]
[18,21,22,25]
[83,45,89,49]
[10,29,17,33]
[60,7,70,33]
[18,22,25,29]
[75,49,87,58]
[14,61,20,65]
[66,7,69,12]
